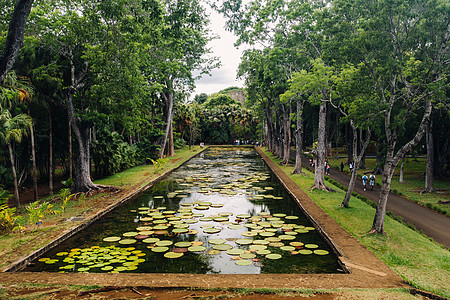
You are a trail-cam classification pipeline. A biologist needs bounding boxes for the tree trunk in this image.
[48,107,53,196]
[359,128,366,169]
[424,117,434,192]
[292,99,304,174]
[399,156,405,183]
[28,108,38,201]
[165,122,175,157]
[374,136,384,175]
[370,97,432,234]
[159,89,174,158]
[282,103,291,165]
[68,119,73,179]
[0,0,34,83]
[345,123,353,165]
[311,101,330,191]
[7,143,20,206]
[341,123,371,207]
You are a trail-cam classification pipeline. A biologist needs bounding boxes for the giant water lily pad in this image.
[299,249,313,255]
[119,239,137,245]
[151,246,169,253]
[164,252,184,259]
[228,224,244,230]
[203,227,221,234]
[249,245,267,251]
[241,231,257,237]
[155,240,173,247]
[314,250,329,255]
[280,246,296,251]
[172,228,189,234]
[265,253,282,260]
[188,246,206,252]
[212,244,233,251]
[235,259,252,266]
[123,232,139,237]
[207,249,221,255]
[226,248,245,255]
[240,253,256,259]
[305,244,319,249]
[142,238,160,244]
[174,241,192,247]
[278,235,295,240]
[235,239,253,245]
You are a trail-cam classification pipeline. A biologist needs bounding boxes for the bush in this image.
[0,204,22,233]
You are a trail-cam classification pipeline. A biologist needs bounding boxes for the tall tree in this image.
[0,0,34,83]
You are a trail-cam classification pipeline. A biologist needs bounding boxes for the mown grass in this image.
[264,150,450,298]
[0,146,202,270]
[327,157,450,217]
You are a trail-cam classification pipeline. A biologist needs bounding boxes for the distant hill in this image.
[219,87,246,106]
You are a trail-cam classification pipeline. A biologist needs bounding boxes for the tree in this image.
[0,108,32,206]
[0,0,34,83]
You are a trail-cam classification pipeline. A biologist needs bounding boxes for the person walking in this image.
[340,162,344,172]
[362,174,368,191]
[369,174,376,191]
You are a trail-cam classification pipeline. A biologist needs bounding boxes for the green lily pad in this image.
[172,228,189,233]
[123,232,139,237]
[252,240,270,245]
[151,246,169,253]
[101,266,114,271]
[236,214,251,219]
[226,248,245,255]
[273,213,286,217]
[77,267,90,272]
[210,203,224,208]
[265,253,282,260]
[299,249,313,255]
[155,240,173,247]
[240,253,256,259]
[164,252,184,259]
[203,227,221,234]
[199,217,213,222]
[265,237,281,242]
[174,241,192,247]
[119,239,137,245]
[314,249,329,255]
[285,216,299,220]
[235,239,253,245]
[305,244,319,249]
[241,231,257,237]
[206,249,221,255]
[278,235,296,240]
[290,242,304,247]
[235,259,252,266]
[188,246,207,252]
[212,244,233,251]
[195,206,210,210]
[280,246,296,251]
[259,232,275,237]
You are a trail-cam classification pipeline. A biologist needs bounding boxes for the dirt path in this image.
[296,154,450,249]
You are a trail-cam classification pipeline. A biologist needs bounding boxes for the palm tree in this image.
[0,108,32,206]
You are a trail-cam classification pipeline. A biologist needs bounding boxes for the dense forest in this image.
[1,0,448,235]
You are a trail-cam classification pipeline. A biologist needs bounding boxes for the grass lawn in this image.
[265,149,450,298]
[327,157,450,217]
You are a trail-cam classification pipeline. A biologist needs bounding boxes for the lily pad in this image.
[240,253,256,259]
[278,235,296,240]
[212,244,233,251]
[164,252,184,259]
[207,249,221,255]
[101,266,114,271]
[203,227,221,234]
[174,241,192,247]
[228,224,244,230]
[256,249,271,255]
[249,245,267,251]
[226,248,245,255]
[173,248,189,253]
[265,253,282,260]
[235,239,253,245]
[280,246,296,251]
[119,239,137,245]
[188,246,207,252]
[155,240,173,247]
[285,216,299,220]
[314,250,329,255]
[122,232,139,237]
[305,244,319,249]
[299,249,313,255]
[289,242,304,247]
[151,246,169,253]
[172,228,189,234]
[235,259,252,266]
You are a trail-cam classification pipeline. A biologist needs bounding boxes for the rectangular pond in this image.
[23,147,342,274]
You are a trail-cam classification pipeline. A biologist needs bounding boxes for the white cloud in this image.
[192,4,247,98]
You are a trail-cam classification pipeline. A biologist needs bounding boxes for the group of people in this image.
[340,161,376,191]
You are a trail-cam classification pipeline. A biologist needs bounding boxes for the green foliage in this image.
[150,157,168,174]
[25,200,54,230]
[57,188,74,213]
[204,94,238,108]
[91,130,140,178]
[0,204,22,233]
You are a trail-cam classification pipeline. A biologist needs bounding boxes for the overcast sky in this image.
[191,5,247,98]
